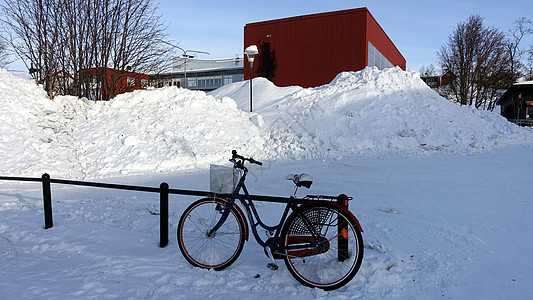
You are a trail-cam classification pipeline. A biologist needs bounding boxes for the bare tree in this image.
[505,17,533,80]
[1,0,172,100]
[0,0,60,97]
[419,64,438,76]
[528,46,533,79]
[438,15,513,109]
[0,36,10,68]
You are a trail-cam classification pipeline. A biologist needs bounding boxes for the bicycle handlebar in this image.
[231,150,263,166]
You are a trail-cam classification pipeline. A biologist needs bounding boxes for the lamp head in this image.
[244,45,259,64]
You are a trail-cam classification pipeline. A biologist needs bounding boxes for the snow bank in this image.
[213,67,532,156]
[74,87,268,177]
[0,69,88,178]
[1,67,532,179]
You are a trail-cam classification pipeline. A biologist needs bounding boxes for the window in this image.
[141,79,148,88]
[368,42,393,70]
[224,76,233,85]
[127,77,135,87]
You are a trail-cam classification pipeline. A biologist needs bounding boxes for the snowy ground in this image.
[1,147,532,299]
[1,67,533,298]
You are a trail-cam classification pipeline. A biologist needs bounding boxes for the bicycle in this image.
[177,150,364,290]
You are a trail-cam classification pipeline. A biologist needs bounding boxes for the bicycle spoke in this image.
[282,203,363,290]
[178,199,245,270]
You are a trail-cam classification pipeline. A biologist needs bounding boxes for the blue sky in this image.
[158,0,533,73]
[4,0,532,76]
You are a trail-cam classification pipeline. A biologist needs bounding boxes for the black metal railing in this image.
[0,173,296,248]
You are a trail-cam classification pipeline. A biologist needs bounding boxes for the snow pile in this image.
[0,69,294,178]
[214,67,532,156]
[73,87,269,177]
[1,67,532,179]
[0,69,88,177]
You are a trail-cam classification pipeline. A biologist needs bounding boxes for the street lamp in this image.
[245,45,259,112]
[156,39,210,89]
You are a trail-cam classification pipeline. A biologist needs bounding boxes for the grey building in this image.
[150,56,244,91]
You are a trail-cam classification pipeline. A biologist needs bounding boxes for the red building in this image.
[244,7,406,88]
[82,67,149,100]
[420,70,456,89]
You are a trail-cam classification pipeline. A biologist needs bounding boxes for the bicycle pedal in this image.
[267,263,279,270]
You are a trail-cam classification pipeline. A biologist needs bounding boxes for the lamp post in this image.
[244,45,259,112]
[156,39,210,88]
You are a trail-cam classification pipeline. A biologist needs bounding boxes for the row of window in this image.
[151,74,244,90]
[188,75,242,87]
[368,42,394,70]
[127,77,150,88]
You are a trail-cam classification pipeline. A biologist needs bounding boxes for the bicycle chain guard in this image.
[263,236,330,259]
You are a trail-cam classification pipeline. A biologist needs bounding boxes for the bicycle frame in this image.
[178,151,364,290]
[208,166,321,253]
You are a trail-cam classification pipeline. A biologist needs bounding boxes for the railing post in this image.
[159,182,169,248]
[42,173,53,229]
[337,194,349,261]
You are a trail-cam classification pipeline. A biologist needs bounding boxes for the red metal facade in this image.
[83,68,149,100]
[244,8,406,88]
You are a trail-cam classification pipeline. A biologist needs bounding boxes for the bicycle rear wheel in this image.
[281,202,363,290]
[177,197,246,271]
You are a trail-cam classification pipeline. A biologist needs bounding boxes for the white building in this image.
[151,56,244,91]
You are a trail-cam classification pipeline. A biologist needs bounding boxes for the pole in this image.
[249,63,253,112]
[42,173,53,229]
[184,57,187,89]
[244,45,258,112]
[159,182,169,248]
[155,39,209,90]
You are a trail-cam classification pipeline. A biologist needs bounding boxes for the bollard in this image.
[42,173,53,229]
[159,182,169,248]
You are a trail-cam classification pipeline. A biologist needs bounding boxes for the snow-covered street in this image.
[1,147,532,299]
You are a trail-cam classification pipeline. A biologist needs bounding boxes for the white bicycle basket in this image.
[209,164,240,194]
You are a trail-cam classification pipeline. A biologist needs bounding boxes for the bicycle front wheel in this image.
[177,198,246,270]
[281,202,363,290]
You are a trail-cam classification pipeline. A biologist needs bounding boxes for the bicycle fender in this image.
[300,200,364,233]
[210,196,250,241]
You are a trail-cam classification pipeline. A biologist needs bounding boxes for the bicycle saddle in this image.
[286,173,313,188]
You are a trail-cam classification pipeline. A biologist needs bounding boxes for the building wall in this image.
[172,57,244,72]
[244,7,405,88]
[365,12,406,70]
[498,84,533,122]
[82,68,149,100]
[148,56,246,91]
[149,67,244,91]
